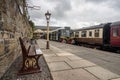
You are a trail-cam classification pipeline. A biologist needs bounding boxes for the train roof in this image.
[73,23,106,32]
[111,21,120,26]
[51,27,64,32]
[35,26,61,30]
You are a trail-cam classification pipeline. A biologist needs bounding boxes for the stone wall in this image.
[0,0,32,77]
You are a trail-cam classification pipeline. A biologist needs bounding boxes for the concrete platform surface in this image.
[66,55,83,60]
[66,59,96,68]
[48,61,71,71]
[37,39,120,80]
[45,56,69,62]
[52,69,99,80]
[85,66,120,80]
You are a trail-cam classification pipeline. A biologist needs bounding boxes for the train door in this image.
[103,23,111,45]
[119,27,120,36]
[110,26,120,47]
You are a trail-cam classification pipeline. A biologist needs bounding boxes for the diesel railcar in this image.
[50,27,71,42]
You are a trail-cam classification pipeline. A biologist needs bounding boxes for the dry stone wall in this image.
[0,0,32,78]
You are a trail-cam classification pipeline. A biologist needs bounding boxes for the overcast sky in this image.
[28,0,120,29]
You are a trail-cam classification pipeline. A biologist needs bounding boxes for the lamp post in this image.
[45,11,51,49]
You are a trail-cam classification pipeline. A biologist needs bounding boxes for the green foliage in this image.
[29,20,35,30]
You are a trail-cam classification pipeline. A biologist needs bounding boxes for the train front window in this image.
[113,28,119,37]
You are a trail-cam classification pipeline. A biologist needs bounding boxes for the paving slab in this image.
[52,69,99,80]
[51,45,63,52]
[66,55,83,61]
[44,56,70,62]
[66,59,96,68]
[48,61,72,71]
[44,53,57,57]
[56,52,74,56]
[85,66,120,80]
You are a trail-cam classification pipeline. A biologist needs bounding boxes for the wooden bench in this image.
[18,37,43,75]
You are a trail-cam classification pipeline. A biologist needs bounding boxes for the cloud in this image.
[85,0,120,12]
[28,0,120,29]
[85,0,108,4]
[108,0,120,11]
[48,0,72,20]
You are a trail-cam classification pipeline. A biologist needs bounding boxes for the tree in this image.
[29,20,35,31]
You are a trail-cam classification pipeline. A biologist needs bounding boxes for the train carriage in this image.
[49,21,120,51]
[74,21,120,51]
[110,21,120,49]
[74,24,105,46]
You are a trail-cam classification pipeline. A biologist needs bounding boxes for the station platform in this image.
[1,39,120,80]
[37,39,120,80]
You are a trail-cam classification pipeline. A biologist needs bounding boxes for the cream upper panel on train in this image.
[78,28,103,38]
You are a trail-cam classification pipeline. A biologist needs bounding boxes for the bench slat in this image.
[36,49,42,55]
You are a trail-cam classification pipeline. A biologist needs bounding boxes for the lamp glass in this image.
[45,11,51,20]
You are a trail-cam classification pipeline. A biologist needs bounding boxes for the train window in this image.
[66,30,70,37]
[95,29,99,37]
[89,31,92,37]
[81,31,86,37]
[75,32,79,37]
[113,28,119,37]
[95,29,99,33]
